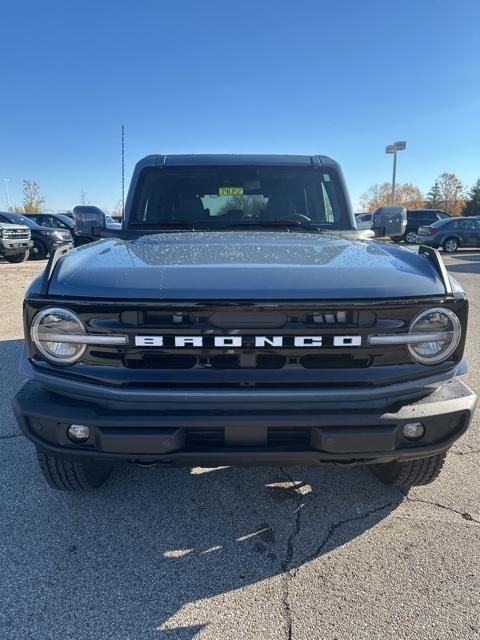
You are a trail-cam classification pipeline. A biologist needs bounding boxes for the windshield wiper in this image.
[220,219,324,232]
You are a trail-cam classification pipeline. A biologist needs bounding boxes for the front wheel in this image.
[31,239,48,260]
[370,452,446,488]
[443,237,459,253]
[4,250,30,263]
[36,451,113,491]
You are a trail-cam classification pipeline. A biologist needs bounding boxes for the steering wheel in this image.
[272,213,312,224]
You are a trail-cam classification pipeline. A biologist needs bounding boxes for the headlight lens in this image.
[31,308,86,364]
[408,307,461,365]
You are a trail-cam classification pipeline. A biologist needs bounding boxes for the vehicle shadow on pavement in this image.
[1,436,405,638]
[0,339,25,438]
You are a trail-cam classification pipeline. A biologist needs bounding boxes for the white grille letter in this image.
[294,336,323,347]
[334,336,361,347]
[135,336,163,347]
[214,336,242,347]
[255,336,283,347]
[175,336,203,347]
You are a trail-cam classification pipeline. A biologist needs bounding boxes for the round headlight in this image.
[31,308,86,364]
[408,307,461,365]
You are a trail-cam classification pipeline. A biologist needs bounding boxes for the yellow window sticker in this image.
[219,186,244,196]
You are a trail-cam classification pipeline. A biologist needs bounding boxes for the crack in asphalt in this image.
[0,433,21,440]
[400,490,480,524]
[276,469,395,640]
[278,468,305,640]
[452,449,480,456]
[303,501,394,565]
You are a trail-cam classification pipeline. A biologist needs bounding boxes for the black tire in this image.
[370,452,446,488]
[31,239,48,260]
[443,237,459,253]
[4,250,30,263]
[36,451,113,491]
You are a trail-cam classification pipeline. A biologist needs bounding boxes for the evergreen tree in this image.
[463,179,480,217]
[425,182,442,209]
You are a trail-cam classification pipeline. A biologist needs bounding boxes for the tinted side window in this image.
[458,220,476,230]
[31,215,47,226]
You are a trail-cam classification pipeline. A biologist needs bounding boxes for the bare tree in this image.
[14,180,45,213]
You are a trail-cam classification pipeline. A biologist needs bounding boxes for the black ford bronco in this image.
[13,155,477,491]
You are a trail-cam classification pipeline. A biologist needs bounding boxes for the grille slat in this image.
[3,229,30,239]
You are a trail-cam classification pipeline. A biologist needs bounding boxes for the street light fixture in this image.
[385,141,407,203]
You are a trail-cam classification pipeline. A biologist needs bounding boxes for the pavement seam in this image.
[400,490,480,524]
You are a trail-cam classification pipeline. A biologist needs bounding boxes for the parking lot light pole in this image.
[3,178,11,211]
[385,141,407,204]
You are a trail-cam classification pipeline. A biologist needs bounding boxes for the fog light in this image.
[67,424,90,443]
[403,422,425,440]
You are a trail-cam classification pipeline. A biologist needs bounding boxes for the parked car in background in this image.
[0,214,33,262]
[105,214,122,230]
[391,209,451,244]
[25,212,90,247]
[0,212,73,259]
[354,213,373,230]
[416,216,480,253]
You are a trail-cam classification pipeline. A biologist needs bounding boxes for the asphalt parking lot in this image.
[0,251,479,640]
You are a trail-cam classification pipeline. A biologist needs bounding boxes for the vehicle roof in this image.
[135,154,339,168]
[430,217,457,226]
[0,211,41,228]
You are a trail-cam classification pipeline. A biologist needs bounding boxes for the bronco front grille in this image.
[79,302,413,370]
[26,298,467,388]
[3,229,30,240]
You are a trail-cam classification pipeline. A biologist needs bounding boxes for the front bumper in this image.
[0,240,33,255]
[13,378,477,466]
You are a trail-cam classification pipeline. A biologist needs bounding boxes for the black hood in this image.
[46,231,447,300]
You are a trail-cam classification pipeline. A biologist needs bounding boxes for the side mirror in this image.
[73,205,106,238]
[372,206,407,238]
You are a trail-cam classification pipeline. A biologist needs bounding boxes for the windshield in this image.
[56,214,74,227]
[130,166,349,230]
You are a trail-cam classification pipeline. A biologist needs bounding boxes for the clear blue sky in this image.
[1,0,479,212]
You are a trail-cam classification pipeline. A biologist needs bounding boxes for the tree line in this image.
[359,173,480,217]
